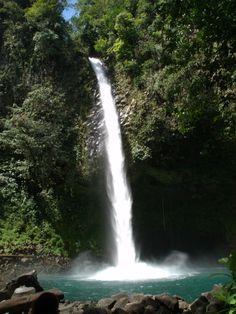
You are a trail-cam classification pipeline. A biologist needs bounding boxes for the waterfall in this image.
[87,58,190,281]
[89,57,136,267]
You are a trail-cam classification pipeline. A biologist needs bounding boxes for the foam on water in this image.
[88,262,189,281]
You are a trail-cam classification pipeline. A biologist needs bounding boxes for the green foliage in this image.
[0,0,100,257]
[220,252,236,282]
[1,85,73,188]
[215,252,236,313]
[25,0,65,25]
[1,0,236,258]
[112,11,137,61]
[215,288,236,314]
[94,38,109,53]
[74,0,236,166]
[0,217,65,256]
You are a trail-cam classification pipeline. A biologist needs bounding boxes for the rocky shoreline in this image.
[0,255,70,289]
[0,266,226,313]
[61,289,225,313]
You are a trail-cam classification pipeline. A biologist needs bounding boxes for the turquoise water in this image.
[40,267,229,302]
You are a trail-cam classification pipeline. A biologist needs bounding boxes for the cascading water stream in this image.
[86,58,191,281]
[89,57,136,267]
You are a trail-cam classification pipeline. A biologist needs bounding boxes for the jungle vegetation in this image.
[0,0,235,258]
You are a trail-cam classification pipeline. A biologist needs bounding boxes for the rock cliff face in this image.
[86,93,105,161]
[114,71,158,163]
[81,64,235,258]
[94,68,236,257]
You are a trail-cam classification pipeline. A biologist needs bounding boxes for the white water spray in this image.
[87,58,192,281]
[89,57,136,267]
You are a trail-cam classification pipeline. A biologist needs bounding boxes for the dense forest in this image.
[0,0,235,259]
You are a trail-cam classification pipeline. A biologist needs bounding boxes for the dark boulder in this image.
[111,293,129,302]
[29,291,59,314]
[124,301,145,314]
[178,300,190,312]
[129,294,146,304]
[190,295,209,313]
[112,297,129,312]
[83,307,110,314]
[144,305,157,314]
[206,299,225,313]
[155,294,179,312]
[97,298,117,310]
[144,296,159,310]
[112,309,127,314]
[156,305,172,314]
[0,270,43,301]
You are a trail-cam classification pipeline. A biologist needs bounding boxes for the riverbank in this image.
[0,255,70,289]
[61,289,225,313]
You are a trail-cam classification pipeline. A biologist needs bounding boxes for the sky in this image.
[63,0,77,21]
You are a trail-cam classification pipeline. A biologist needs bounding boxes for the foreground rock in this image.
[0,289,64,313]
[0,270,65,313]
[64,290,226,314]
[0,270,43,301]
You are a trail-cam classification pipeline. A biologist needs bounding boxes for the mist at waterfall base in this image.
[40,252,228,301]
[71,251,194,281]
[40,255,228,302]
